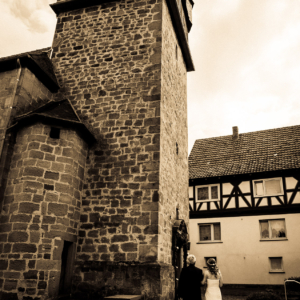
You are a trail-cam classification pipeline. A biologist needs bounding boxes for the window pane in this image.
[270,258,282,270]
[211,186,218,199]
[200,225,211,241]
[255,181,264,195]
[270,220,286,238]
[260,221,269,238]
[198,187,209,200]
[213,223,221,240]
[265,179,281,195]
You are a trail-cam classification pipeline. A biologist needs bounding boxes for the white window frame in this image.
[253,177,283,197]
[196,184,220,202]
[198,223,222,243]
[269,257,284,273]
[259,219,287,241]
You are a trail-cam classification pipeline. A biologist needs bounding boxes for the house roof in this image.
[0,48,59,93]
[189,125,300,179]
[9,100,96,146]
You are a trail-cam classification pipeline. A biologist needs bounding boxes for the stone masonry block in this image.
[48,203,68,216]
[23,167,44,177]
[8,232,28,243]
[19,203,39,214]
[12,243,37,253]
[9,260,26,271]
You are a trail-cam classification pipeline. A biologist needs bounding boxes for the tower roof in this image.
[9,100,96,145]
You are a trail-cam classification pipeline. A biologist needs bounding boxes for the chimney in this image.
[232,126,239,141]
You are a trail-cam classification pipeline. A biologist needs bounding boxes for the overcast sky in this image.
[1,0,300,153]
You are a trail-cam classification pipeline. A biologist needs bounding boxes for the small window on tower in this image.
[50,127,60,139]
[176,44,178,60]
[176,142,179,155]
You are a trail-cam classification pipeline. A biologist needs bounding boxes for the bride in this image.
[201,258,223,300]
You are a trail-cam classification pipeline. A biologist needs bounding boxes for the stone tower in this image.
[53,0,193,298]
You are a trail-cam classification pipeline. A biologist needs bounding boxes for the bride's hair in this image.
[206,258,219,278]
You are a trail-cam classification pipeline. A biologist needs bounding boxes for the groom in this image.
[178,254,204,300]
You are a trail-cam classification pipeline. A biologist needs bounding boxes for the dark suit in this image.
[178,264,204,300]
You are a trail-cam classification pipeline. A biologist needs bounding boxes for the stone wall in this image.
[158,0,189,265]
[50,0,190,298]
[0,67,53,213]
[52,0,163,264]
[0,122,88,300]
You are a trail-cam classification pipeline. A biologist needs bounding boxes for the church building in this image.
[0,0,194,299]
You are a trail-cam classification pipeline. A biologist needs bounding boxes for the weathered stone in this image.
[8,232,28,243]
[9,260,26,271]
[48,203,68,216]
[12,243,37,253]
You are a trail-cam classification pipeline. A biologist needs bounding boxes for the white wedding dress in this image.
[205,279,222,300]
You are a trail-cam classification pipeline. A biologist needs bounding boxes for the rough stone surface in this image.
[0,0,192,298]
[0,122,88,299]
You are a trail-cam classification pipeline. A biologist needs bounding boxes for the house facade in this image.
[188,126,300,286]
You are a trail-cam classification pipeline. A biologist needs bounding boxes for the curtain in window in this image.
[200,225,211,241]
[260,221,269,238]
[198,187,209,200]
[270,220,286,238]
[270,258,282,270]
[265,179,281,195]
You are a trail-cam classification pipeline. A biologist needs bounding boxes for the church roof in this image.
[189,125,300,179]
[9,100,96,145]
[0,48,59,92]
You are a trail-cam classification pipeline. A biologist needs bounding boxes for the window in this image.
[204,256,217,267]
[50,127,60,139]
[259,219,286,240]
[199,223,221,242]
[196,184,219,202]
[269,257,284,272]
[253,178,283,196]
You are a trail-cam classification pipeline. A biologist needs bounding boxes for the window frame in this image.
[259,218,287,241]
[253,177,283,197]
[195,184,220,202]
[269,257,284,273]
[198,222,222,244]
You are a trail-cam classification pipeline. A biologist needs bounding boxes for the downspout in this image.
[0,58,22,212]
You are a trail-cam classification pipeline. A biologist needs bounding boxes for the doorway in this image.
[59,241,75,295]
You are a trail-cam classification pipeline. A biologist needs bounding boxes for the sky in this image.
[1,0,300,154]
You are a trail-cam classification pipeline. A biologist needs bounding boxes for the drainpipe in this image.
[0,58,22,211]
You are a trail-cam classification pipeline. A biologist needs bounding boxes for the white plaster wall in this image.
[189,213,300,285]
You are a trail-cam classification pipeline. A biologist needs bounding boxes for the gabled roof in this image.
[189,125,300,179]
[9,100,96,145]
[0,48,59,93]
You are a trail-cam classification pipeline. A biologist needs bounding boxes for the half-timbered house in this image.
[188,126,300,286]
